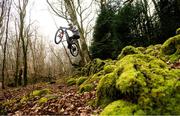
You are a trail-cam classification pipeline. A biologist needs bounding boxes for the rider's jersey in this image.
[70,26,80,36]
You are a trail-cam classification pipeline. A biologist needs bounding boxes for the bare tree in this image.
[29,29,38,80]
[47,0,95,65]
[0,0,6,45]
[49,44,67,75]
[14,17,21,86]
[29,30,47,81]
[0,1,6,87]
[1,0,12,89]
[16,0,29,86]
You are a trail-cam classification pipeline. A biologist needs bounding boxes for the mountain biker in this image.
[67,23,80,49]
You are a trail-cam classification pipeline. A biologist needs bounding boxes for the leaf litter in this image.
[0,81,102,115]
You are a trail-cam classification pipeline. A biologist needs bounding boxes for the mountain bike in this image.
[54,26,79,57]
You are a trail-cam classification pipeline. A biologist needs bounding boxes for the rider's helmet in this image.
[68,23,73,29]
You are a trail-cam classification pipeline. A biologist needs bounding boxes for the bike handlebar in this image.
[60,26,69,30]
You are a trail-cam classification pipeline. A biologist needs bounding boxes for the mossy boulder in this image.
[67,78,76,86]
[79,71,105,93]
[100,100,146,115]
[161,34,180,62]
[39,97,48,103]
[78,59,115,92]
[81,58,106,76]
[20,89,50,104]
[117,46,142,60]
[136,47,146,52]
[38,95,57,103]
[79,84,94,93]
[81,58,115,76]
[176,28,180,35]
[96,72,120,107]
[144,44,162,58]
[103,65,116,74]
[31,89,50,97]
[76,77,87,86]
[97,54,180,114]
[76,34,180,115]
[20,89,50,103]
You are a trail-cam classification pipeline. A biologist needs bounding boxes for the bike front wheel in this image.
[54,28,64,44]
[70,42,79,57]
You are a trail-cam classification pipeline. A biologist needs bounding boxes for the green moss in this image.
[67,78,76,86]
[161,34,180,62]
[31,89,50,97]
[169,52,180,62]
[20,96,29,103]
[100,100,146,115]
[145,44,162,58]
[79,84,94,93]
[2,99,17,107]
[103,65,116,74]
[96,72,119,107]
[39,97,48,103]
[97,54,180,114]
[78,59,115,94]
[81,58,106,76]
[0,98,19,113]
[79,70,104,91]
[171,69,180,77]
[148,58,167,68]
[79,35,180,114]
[137,47,146,52]
[117,46,142,60]
[1,88,58,114]
[76,77,87,86]
[176,28,180,35]
[38,94,57,104]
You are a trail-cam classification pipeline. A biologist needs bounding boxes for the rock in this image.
[117,45,142,60]
[161,34,180,62]
[97,54,180,114]
[100,100,145,115]
[67,78,76,86]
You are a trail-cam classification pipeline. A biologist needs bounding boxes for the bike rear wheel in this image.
[54,28,64,44]
[70,42,79,57]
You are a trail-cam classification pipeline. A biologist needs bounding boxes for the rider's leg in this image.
[74,35,80,39]
[68,36,73,49]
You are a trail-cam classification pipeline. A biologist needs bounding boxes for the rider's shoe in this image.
[67,44,71,49]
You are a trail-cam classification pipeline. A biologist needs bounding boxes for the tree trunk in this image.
[64,0,91,65]
[18,68,23,85]
[18,0,29,86]
[79,32,91,65]
[15,36,21,86]
[2,50,6,89]
[23,51,28,86]
[1,1,11,89]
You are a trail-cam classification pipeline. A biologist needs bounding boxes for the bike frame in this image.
[55,26,79,57]
[60,27,71,45]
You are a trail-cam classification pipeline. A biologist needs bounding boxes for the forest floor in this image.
[0,79,102,115]
[0,61,179,115]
